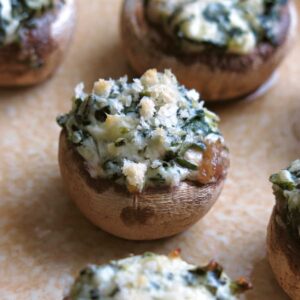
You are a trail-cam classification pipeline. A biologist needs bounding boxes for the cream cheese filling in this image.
[146,0,285,54]
[68,253,245,300]
[58,69,225,192]
[0,0,53,45]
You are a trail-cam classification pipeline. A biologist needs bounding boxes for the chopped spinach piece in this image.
[115,138,126,147]
[102,160,123,179]
[148,174,165,184]
[176,158,198,170]
[164,150,177,162]
[109,287,120,297]
[179,142,206,156]
[95,106,110,122]
[203,3,229,25]
[89,289,99,300]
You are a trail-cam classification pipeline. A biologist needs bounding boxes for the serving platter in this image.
[0,1,299,299]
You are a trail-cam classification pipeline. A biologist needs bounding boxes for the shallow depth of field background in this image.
[0,1,299,299]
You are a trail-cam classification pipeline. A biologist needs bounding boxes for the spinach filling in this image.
[68,252,251,300]
[270,160,300,241]
[57,70,225,192]
[145,0,288,54]
[0,0,55,46]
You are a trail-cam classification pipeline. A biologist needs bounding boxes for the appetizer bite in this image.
[64,251,251,300]
[0,0,75,86]
[121,0,296,101]
[267,159,300,299]
[57,69,229,240]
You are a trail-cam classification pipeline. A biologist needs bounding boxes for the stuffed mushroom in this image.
[64,251,251,300]
[267,159,300,299]
[57,69,229,240]
[121,0,296,101]
[0,0,75,86]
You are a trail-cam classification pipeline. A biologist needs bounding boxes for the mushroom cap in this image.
[58,131,229,240]
[0,0,76,86]
[267,208,300,300]
[121,0,297,101]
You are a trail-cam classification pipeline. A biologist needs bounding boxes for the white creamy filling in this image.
[0,0,53,45]
[276,170,295,185]
[0,0,20,44]
[61,69,223,191]
[289,160,300,174]
[271,160,300,236]
[122,160,147,191]
[69,254,237,300]
[25,0,51,9]
[147,0,278,54]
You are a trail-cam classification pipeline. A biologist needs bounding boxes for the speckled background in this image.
[0,1,299,299]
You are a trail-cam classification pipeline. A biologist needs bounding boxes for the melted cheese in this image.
[122,160,147,191]
[139,97,156,120]
[146,0,285,54]
[58,69,224,192]
[68,253,239,300]
[0,0,53,45]
[270,159,300,239]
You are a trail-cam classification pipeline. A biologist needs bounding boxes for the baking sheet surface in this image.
[0,1,299,299]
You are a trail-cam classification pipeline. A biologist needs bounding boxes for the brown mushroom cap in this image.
[0,0,75,87]
[58,131,229,240]
[121,0,297,101]
[267,208,300,299]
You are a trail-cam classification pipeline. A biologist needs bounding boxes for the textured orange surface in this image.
[0,1,299,299]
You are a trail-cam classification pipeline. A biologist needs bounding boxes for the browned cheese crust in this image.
[121,0,295,101]
[59,131,229,241]
[267,208,300,300]
[0,0,75,86]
